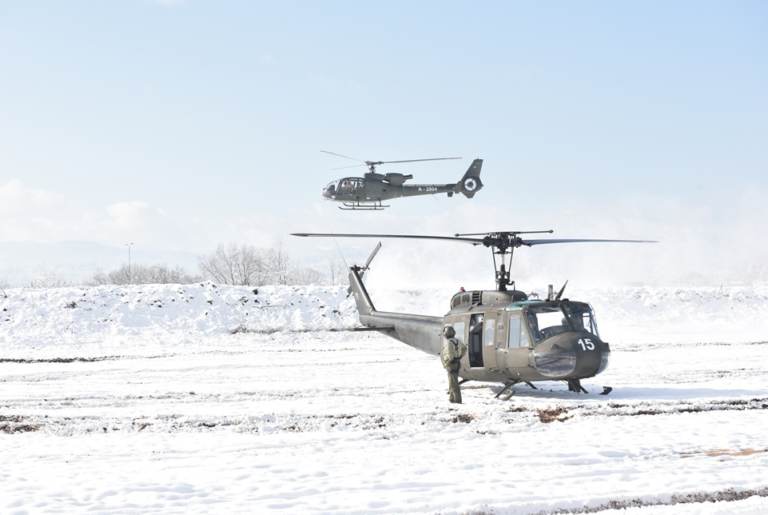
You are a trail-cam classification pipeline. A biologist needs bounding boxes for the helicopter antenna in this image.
[330,232,349,271]
[554,280,569,301]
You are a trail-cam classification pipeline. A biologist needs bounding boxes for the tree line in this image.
[4,240,350,289]
[197,240,333,286]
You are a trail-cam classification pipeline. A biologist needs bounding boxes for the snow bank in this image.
[1,283,767,348]
[582,285,768,344]
[0,283,358,346]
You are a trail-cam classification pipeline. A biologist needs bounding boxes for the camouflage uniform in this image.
[441,326,467,403]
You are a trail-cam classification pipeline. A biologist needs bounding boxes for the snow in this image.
[1,283,768,514]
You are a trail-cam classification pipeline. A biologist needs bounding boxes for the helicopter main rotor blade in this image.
[291,234,658,254]
[520,238,658,246]
[292,233,657,246]
[320,150,366,162]
[331,164,367,171]
[291,233,486,245]
[379,157,462,165]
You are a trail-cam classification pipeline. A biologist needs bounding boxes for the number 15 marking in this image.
[578,338,595,351]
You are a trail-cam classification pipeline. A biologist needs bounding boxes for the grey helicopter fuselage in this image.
[323,159,483,209]
[348,266,610,386]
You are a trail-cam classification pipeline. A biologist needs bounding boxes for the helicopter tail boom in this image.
[453,159,484,198]
[346,246,443,356]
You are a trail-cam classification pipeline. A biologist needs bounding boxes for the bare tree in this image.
[292,265,324,285]
[326,253,347,286]
[198,242,268,286]
[199,240,345,286]
[89,264,200,285]
[30,273,71,289]
[737,259,768,285]
[267,237,292,285]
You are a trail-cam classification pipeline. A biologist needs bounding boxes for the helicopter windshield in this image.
[524,302,599,344]
[323,181,338,199]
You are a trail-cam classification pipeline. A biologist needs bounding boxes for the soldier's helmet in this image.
[443,325,456,337]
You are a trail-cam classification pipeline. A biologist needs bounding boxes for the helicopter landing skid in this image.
[339,201,389,211]
[567,378,589,394]
[565,380,613,395]
[495,381,519,400]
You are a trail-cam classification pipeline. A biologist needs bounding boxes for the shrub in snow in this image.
[89,264,201,286]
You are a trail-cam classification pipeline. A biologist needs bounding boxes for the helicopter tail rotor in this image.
[347,243,381,314]
[454,159,484,198]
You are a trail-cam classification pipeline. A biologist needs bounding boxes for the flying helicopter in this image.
[320,151,484,210]
[291,231,656,399]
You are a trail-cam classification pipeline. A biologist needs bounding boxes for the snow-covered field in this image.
[2,284,768,514]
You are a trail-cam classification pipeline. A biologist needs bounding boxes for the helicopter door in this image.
[482,313,499,370]
[506,313,529,368]
[365,179,383,200]
[494,311,509,371]
[468,314,484,367]
[338,178,363,197]
[354,178,365,198]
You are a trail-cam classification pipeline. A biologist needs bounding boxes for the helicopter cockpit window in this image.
[525,303,600,344]
[526,307,567,342]
[563,303,600,339]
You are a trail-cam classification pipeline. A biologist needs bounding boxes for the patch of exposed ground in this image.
[507,397,768,423]
[681,448,768,459]
[0,415,42,433]
[523,486,768,514]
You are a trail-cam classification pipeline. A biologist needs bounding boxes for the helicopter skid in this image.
[495,380,519,400]
[567,378,589,394]
[339,201,389,210]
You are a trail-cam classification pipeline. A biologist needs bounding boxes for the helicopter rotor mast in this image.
[456,230,554,291]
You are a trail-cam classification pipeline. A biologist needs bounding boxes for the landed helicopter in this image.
[320,151,483,210]
[291,231,656,399]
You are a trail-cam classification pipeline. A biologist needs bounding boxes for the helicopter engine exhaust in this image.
[384,173,413,186]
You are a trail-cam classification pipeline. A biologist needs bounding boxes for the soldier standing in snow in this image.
[441,325,467,404]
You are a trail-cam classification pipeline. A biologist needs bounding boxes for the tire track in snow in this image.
[4,398,767,436]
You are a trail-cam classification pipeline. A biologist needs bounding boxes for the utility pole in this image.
[126,243,134,284]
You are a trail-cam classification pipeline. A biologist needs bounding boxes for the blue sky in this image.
[1,1,767,285]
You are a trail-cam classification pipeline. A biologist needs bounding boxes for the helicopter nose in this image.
[531,333,610,379]
[322,187,332,199]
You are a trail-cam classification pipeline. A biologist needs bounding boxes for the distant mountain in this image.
[0,241,202,286]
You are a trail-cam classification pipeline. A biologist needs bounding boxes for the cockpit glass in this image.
[324,181,337,194]
[524,302,599,344]
[562,302,600,339]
